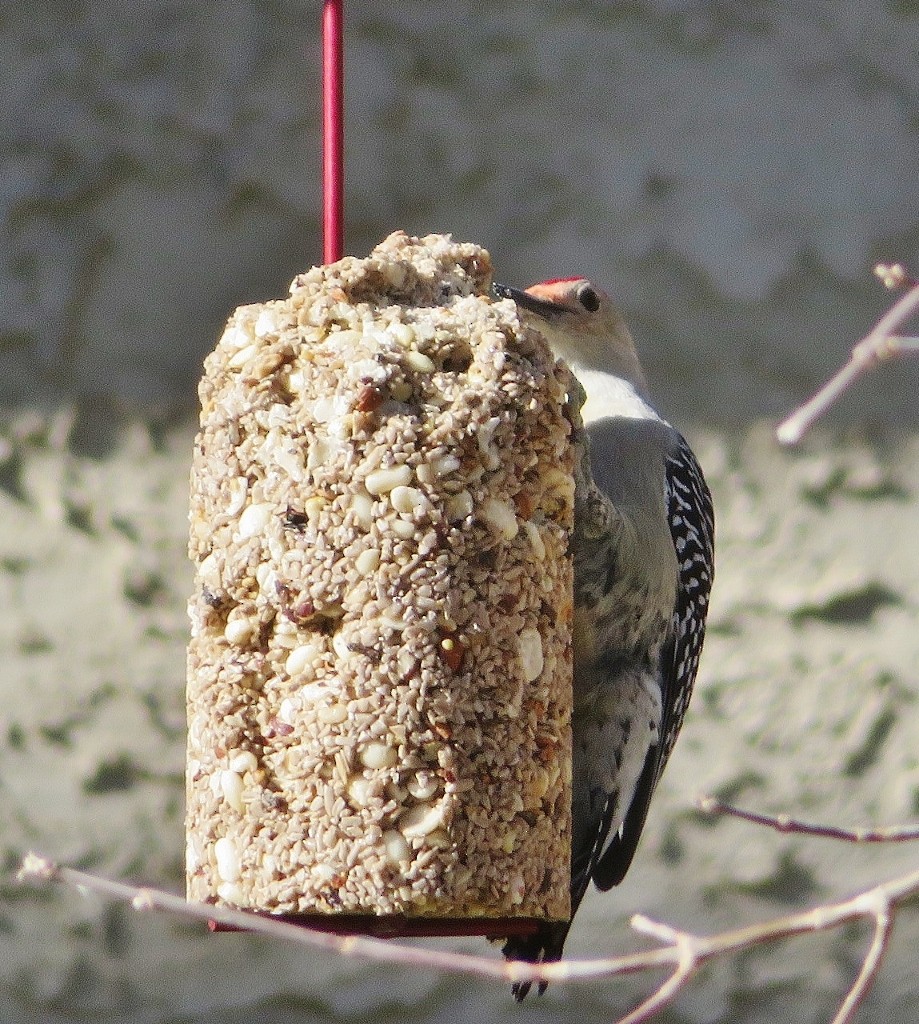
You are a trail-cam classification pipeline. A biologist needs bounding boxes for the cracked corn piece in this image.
[186,231,576,922]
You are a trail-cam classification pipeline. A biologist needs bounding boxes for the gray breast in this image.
[570,416,680,673]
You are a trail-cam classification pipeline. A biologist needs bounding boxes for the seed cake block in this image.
[186,231,576,922]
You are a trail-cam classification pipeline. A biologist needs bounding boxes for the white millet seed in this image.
[317,702,349,725]
[445,490,473,522]
[365,464,412,495]
[222,324,252,351]
[382,829,412,867]
[432,454,461,477]
[480,496,519,540]
[518,627,544,682]
[349,490,374,529]
[359,741,398,770]
[400,800,446,838]
[237,502,272,538]
[278,697,299,726]
[285,642,322,677]
[355,548,381,575]
[227,343,258,369]
[346,775,374,807]
[524,519,546,560]
[404,350,436,373]
[216,881,245,904]
[389,485,426,514]
[223,618,255,646]
[214,836,241,882]
[228,750,258,775]
[391,519,417,539]
[225,477,248,516]
[406,771,440,801]
[219,770,245,814]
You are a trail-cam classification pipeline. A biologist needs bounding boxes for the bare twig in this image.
[776,264,919,446]
[697,797,919,1023]
[873,263,917,291]
[697,796,919,843]
[18,849,919,1024]
[14,853,671,992]
[622,916,699,1024]
[833,897,892,1024]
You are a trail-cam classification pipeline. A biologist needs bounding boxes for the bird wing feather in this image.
[592,432,714,890]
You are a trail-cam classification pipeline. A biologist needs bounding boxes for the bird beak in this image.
[493,282,566,321]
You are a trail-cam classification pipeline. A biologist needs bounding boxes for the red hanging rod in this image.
[322,0,344,264]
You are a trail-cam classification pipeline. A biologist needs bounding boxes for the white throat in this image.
[571,365,660,426]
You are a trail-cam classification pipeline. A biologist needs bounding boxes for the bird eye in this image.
[577,284,600,312]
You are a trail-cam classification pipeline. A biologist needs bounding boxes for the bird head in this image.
[493,277,647,396]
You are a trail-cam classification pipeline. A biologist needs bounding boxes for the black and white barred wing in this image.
[592,431,714,890]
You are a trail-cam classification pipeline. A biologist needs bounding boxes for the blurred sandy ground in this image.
[1,4,918,1023]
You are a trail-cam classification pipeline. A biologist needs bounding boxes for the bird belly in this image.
[572,667,662,854]
[572,579,673,669]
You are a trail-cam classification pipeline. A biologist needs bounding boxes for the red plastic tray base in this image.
[208,913,544,938]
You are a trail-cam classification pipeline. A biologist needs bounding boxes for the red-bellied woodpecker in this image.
[493,278,715,999]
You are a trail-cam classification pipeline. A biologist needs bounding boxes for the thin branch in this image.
[832,898,892,1024]
[16,854,526,986]
[620,917,699,1024]
[17,849,919,1024]
[615,962,695,1024]
[776,267,919,446]
[14,853,673,991]
[873,263,917,291]
[697,797,919,1022]
[697,796,919,843]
